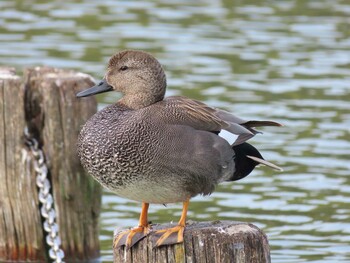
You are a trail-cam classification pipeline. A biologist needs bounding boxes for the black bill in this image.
[76,80,113,98]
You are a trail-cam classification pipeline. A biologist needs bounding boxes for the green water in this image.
[1,0,350,262]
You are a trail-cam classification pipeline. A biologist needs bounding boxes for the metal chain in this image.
[24,127,65,263]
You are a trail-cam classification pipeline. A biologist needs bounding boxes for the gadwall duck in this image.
[76,50,282,249]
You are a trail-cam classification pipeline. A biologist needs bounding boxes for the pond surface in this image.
[1,0,350,262]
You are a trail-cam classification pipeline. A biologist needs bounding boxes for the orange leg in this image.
[153,199,189,247]
[113,202,151,249]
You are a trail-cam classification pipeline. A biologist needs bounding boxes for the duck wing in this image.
[151,96,282,145]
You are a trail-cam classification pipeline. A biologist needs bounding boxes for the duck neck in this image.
[118,92,164,110]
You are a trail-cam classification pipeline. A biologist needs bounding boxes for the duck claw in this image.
[151,225,185,247]
[114,226,150,250]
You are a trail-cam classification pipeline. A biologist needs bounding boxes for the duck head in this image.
[77,50,167,109]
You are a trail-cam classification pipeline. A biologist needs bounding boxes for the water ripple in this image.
[0,0,349,262]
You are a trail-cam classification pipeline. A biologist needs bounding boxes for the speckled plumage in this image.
[77,100,234,203]
[77,50,282,205]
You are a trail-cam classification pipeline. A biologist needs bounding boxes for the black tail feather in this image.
[230,143,262,181]
[230,142,282,181]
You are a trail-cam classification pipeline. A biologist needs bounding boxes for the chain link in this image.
[24,127,65,263]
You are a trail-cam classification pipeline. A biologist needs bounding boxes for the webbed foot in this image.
[114,225,151,249]
[152,225,185,247]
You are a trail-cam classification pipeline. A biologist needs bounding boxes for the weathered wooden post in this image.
[0,67,102,262]
[114,221,271,263]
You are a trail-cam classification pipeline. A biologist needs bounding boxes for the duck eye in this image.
[120,65,128,71]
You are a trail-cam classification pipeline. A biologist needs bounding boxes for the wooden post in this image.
[114,221,271,263]
[0,67,102,261]
[0,67,36,260]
